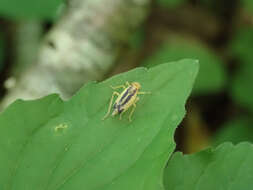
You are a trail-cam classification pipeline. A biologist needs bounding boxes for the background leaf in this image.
[212,118,253,146]
[156,0,186,8]
[229,27,253,112]
[230,62,253,112]
[241,0,253,14]
[129,26,146,49]
[164,142,253,190]
[229,27,253,64]
[0,0,63,20]
[0,59,198,190]
[0,33,4,72]
[143,39,226,95]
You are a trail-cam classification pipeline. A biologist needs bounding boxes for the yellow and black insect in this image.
[102,81,150,122]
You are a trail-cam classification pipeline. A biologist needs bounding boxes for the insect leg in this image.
[111,81,131,90]
[102,91,120,120]
[119,111,124,120]
[110,84,126,90]
[138,91,151,95]
[128,97,139,122]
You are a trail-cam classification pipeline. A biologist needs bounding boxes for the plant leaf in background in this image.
[231,65,253,111]
[230,27,253,64]
[0,0,63,20]
[143,39,227,95]
[157,0,186,8]
[229,27,253,112]
[212,118,253,146]
[129,26,146,49]
[0,59,198,190]
[164,142,253,190]
[0,33,4,72]
[241,0,253,14]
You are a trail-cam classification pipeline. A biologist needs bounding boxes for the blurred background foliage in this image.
[0,0,63,19]
[0,0,253,154]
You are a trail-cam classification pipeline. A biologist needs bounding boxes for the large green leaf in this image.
[0,59,198,190]
[143,40,226,95]
[164,142,253,190]
[0,0,63,20]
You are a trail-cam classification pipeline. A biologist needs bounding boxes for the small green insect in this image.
[102,81,150,122]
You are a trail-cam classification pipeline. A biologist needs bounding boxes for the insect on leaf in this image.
[0,59,198,190]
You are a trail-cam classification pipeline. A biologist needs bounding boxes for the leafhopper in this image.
[102,81,150,122]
